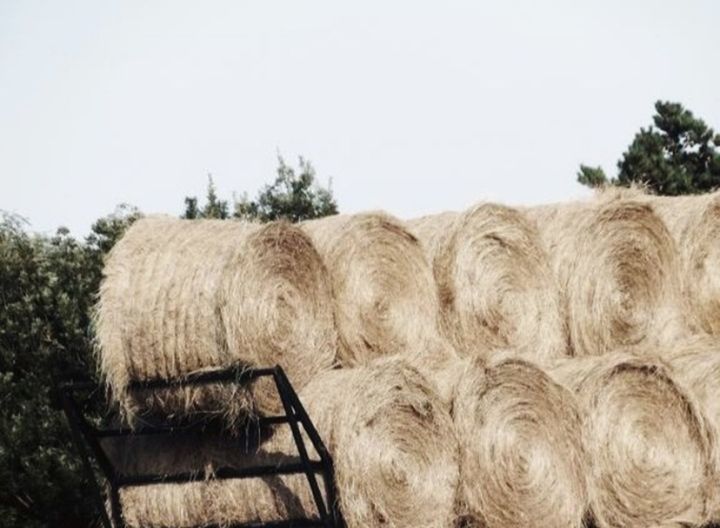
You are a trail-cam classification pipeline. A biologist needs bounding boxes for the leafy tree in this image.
[578,101,720,195]
[576,164,609,189]
[235,156,337,222]
[182,175,229,219]
[87,204,143,254]
[0,207,139,528]
[184,157,338,223]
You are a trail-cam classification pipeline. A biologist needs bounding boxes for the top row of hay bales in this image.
[97,188,720,418]
[412,188,720,360]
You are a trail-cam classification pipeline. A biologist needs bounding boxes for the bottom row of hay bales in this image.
[105,343,720,528]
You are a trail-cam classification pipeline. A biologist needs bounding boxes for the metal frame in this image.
[58,365,344,528]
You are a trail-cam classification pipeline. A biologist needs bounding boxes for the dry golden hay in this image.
[526,192,684,357]
[100,430,285,527]
[95,216,337,424]
[102,432,315,528]
[105,359,460,528]
[641,191,720,336]
[449,356,588,528]
[662,335,720,521]
[548,352,716,528]
[301,212,443,365]
[408,203,567,362]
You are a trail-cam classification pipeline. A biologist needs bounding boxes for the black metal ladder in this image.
[58,365,344,528]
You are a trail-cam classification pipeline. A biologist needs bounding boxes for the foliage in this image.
[182,175,229,220]
[235,157,337,222]
[0,207,139,528]
[578,101,720,195]
[184,157,337,222]
[2,154,335,527]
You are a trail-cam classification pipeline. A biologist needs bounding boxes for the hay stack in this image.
[664,336,720,521]
[527,193,683,356]
[450,357,588,528]
[302,212,442,364]
[95,216,337,423]
[646,191,720,335]
[408,203,566,362]
[549,352,716,528]
[107,359,460,528]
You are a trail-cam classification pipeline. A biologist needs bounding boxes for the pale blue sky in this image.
[1,1,718,235]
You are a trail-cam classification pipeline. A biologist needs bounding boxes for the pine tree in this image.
[578,101,720,195]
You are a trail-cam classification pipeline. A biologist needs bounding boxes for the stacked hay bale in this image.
[301,212,451,366]
[645,191,720,336]
[448,356,588,528]
[105,359,460,528]
[549,352,717,528]
[663,336,720,522]
[92,189,720,528]
[526,192,685,357]
[95,216,338,423]
[408,203,567,362]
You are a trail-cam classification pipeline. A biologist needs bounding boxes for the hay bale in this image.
[95,216,337,423]
[106,359,460,528]
[103,432,315,528]
[645,191,720,336]
[527,193,684,356]
[663,336,720,521]
[301,212,443,364]
[278,358,460,527]
[408,203,567,362]
[549,352,716,528]
[449,357,588,528]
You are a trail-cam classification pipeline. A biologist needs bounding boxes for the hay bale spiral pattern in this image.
[664,336,720,521]
[450,357,588,528]
[302,212,442,365]
[549,352,716,528]
[528,194,683,356]
[409,203,566,362]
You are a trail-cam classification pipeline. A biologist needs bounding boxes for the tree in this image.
[0,207,140,528]
[184,157,338,223]
[235,156,338,222]
[182,175,229,219]
[578,101,720,195]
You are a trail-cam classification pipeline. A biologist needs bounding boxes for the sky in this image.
[1,1,718,236]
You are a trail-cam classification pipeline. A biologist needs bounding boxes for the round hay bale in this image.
[281,358,460,527]
[450,357,588,528]
[549,352,716,528]
[301,212,442,365]
[95,216,337,423]
[408,203,567,362]
[103,432,316,528]
[108,359,460,528]
[663,336,720,521]
[527,193,684,357]
[645,191,720,336]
